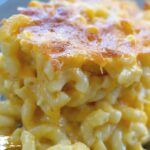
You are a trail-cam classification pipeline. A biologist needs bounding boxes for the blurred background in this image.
[0,0,48,20]
[0,0,145,20]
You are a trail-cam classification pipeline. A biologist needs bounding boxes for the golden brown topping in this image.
[144,1,150,10]
[1,0,150,63]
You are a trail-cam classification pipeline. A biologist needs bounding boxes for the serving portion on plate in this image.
[0,0,150,149]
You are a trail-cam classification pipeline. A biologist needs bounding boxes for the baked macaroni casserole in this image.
[0,0,150,149]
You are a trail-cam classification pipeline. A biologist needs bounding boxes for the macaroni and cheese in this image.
[0,0,150,149]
